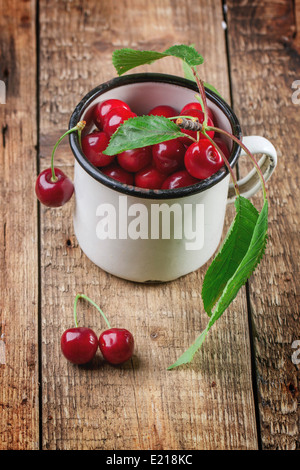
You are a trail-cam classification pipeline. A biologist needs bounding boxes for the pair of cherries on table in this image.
[81,98,230,190]
[61,294,134,365]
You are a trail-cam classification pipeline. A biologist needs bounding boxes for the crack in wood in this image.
[2,124,8,148]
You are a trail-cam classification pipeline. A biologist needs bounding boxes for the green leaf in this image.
[167,198,268,370]
[179,44,222,97]
[182,60,196,82]
[203,81,222,98]
[103,115,184,155]
[167,327,209,370]
[112,49,168,76]
[164,45,204,67]
[202,196,259,315]
[112,45,204,76]
[181,44,197,81]
[210,199,268,320]
[182,67,222,101]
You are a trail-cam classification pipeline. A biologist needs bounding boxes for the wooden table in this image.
[0,0,299,451]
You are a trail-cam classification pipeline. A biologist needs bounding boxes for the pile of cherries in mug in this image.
[81,98,230,190]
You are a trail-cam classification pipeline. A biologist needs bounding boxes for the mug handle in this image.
[227,135,277,203]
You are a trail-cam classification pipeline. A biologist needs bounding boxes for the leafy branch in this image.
[168,197,268,369]
[109,45,269,369]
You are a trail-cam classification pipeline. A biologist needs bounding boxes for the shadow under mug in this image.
[69,73,277,283]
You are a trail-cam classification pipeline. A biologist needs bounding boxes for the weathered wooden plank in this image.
[294,0,300,53]
[39,0,258,449]
[226,0,300,450]
[0,0,39,450]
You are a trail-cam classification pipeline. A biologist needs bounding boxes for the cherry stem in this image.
[50,120,86,182]
[191,68,209,127]
[203,131,240,197]
[207,125,268,200]
[73,293,111,329]
[188,65,265,197]
[169,114,200,121]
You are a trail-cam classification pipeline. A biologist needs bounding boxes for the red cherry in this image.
[184,140,224,179]
[93,99,131,129]
[180,108,215,142]
[81,131,114,167]
[212,137,230,160]
[35,168,74,207]
[148,105,178,118]
[103,108,137,136]
[135,165,167,189]
[152,139,186,175]
[180,102,214,122]
[99,328,134,365]
[61,327,98,364]
[162,169,199,189]
[178,133,195,147]
[101,162,134,185]
[117,146,152,172]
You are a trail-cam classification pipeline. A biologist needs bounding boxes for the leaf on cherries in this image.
[168,197,268,370]
[112,45,204,76]
[103,115,184,155]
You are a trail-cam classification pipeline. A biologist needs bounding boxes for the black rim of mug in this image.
[69,73,242,200]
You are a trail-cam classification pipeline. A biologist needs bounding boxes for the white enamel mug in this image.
[69,74,277,283]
